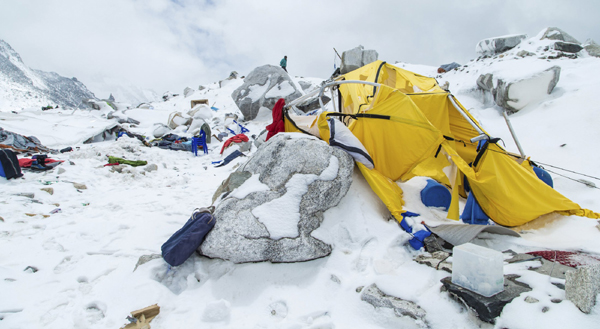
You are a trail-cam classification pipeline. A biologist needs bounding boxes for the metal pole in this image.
[502,110,526,159]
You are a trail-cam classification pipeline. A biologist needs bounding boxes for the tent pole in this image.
[502,110,527,159]
[448,95,485,136]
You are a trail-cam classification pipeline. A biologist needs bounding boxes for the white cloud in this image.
[1,0,599,98]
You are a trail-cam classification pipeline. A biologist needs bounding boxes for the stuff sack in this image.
[0,149,23,179]
[161,207,215,266]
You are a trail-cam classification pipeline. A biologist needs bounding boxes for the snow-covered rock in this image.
[476,34,527,56]
[540,27,580,44]
[494,66,561,114]
[231,65,302,121]
[199,134,354,263]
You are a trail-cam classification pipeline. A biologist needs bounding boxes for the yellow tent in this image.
[284,60,599,227]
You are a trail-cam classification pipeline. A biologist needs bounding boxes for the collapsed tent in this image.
[282,60,600,227]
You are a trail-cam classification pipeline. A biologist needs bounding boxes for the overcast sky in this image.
[1,0,599,99]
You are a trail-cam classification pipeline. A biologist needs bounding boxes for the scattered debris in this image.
[121,304,160,329]
[415,251,452,273]
[23,266,38,273]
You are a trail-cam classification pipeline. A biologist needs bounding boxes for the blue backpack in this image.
[161,207,215,266]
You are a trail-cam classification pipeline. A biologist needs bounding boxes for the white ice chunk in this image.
[452,243,504,297]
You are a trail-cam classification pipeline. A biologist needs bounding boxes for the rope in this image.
[483,147,600,186]
[544,169,600,189]
[531,161,600,181]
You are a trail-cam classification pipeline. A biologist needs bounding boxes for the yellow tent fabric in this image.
[442,142,600,226]
[284,60,600,227]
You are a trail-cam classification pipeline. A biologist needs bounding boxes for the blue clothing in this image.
[280,58,287,68]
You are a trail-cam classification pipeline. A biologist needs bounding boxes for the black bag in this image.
[0,149,23,179]
[161,207,215,266]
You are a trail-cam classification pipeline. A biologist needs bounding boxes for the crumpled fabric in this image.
[0,127,54,153]
[266,98,286,141]
[220,134,249,154]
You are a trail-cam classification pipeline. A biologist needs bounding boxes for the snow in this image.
[2,31,600,328]
[253,155,339,239]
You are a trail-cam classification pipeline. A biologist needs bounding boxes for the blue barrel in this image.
[420,179,451,210]
[533,166,553,188]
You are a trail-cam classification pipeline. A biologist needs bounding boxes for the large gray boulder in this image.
[584,39,600,58]
[540,27,580,44]
[199,134,354,263]
[494,66,561,114]
[476,34,527,56]
[340,46,379,74]
[231,65,302,121]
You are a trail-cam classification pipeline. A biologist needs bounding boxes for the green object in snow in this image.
[108,156,147,167]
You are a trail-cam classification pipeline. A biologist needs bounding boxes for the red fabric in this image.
[18,158,63,168]
[220,134,249,154]
[266,98,286,141]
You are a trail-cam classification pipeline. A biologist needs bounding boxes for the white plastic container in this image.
[451,243,504,297]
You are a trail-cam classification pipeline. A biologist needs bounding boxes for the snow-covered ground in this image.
[2,35,600,329]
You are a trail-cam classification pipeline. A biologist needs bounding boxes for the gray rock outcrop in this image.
[494,66,561,114]
[199,134,354,263]
[231,65,302,120]
[340,46,379,74]
[361,284,427,322]
[565,264,600,313]
[183,87,194,98]
[540,27,580,44]
[476,34,527,56]
[553,42,583,53]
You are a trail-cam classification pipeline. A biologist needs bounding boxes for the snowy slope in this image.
[0,39,96,111]
[2,34,600,329]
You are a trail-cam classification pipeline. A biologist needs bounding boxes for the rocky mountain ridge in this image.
[0,39,96,110]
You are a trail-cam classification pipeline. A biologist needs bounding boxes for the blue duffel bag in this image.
[161,207,215,266]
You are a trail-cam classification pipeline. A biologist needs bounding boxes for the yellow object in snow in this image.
[283,60,600,227]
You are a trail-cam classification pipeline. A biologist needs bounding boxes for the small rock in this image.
[40,187,54,195]
[330,274,341,284]
[551,299,562,304]
[356,286,364,293]
[72,183,87,190]
[24,266,38,273]
[69,161,75,165]
[565,264,600,313]
[16,193,34,198]
[361,284,427,321]
[57,168,66,175]
[0,216,4,222]
[542,306,549,313]
[110,164,126,173]
[524,296,539,303]
[144,164,158,172]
